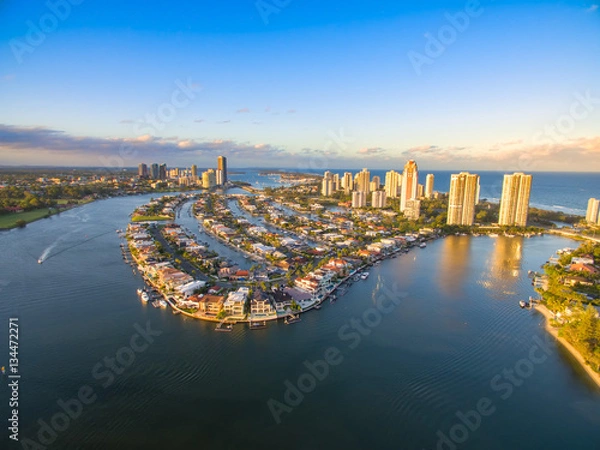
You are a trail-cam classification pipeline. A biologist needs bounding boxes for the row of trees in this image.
[559,305,600,372]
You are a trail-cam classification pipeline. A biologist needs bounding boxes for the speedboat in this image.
[38,258,43,264]
[360,272,369,280]
[141,291,150,302]
[159,299,168,308]
[419,243,426,248]
[136,288,143,295]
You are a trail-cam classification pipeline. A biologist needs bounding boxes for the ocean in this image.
[230,170,600,216]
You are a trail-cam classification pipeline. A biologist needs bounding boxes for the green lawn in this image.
[131,215,172,222]
[0,208,56,229]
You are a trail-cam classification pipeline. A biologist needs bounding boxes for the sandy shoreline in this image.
[534,304,600,388]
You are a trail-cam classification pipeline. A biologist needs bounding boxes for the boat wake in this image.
[38,240,60,264]
[38,230,113,264]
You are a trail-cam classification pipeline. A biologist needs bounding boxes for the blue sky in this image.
[0,0,599,170]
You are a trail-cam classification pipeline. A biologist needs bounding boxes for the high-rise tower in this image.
[498,173,532,226]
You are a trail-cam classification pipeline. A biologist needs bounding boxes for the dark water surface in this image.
[1,195,599,450]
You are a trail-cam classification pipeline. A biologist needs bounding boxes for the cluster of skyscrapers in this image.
[322,163,533,226]
[447,172,532,226]
[586,198,600,225]
[138,162,168,180]
[321,161,436,219]
[137,156,228,189]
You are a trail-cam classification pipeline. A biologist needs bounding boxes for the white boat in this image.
[38,258,43,264]
[360,272,370,280]
[419,243,426,248]
[489,233,499,237]
[159,299,168,308]
[141,291,150,302]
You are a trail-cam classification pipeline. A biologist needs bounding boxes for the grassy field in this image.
[0,208,56,229]
[131,215,172,222]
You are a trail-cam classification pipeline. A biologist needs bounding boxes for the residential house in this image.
[198,295,225,316]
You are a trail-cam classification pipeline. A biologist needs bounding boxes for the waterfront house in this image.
[223,288,249,318]
[571,256,595,265]
[569,263,600,276]
[563,276,594,287]
[284,287,312,302]
[271,289,294,312]
[250,291,275,317]
[295,276,320,293]
[198,295,225,316]
[358,249,374,259]
[156,267,194,290]
[252,243,276,255]
[177,280,207,297]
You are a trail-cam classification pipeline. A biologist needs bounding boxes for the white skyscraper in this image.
[447,172,480,226]
[352,191,367,208]
[342,172,354,194]
[371,191,387,208]
[586,198,600,224]
[385,170,401,198]
[356,168,371,194]
[498,173,532,227]
[425,174,434,199]
[322,178,334,197]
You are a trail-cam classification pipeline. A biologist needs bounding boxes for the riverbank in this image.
[534,304,600,389]
[0,199,95,230]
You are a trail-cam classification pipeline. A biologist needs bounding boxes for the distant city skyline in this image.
[0,1,598,170]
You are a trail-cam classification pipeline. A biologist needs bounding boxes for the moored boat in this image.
[215,322,233,332]
[141,291,150,302]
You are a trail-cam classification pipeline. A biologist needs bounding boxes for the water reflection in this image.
[481,236,524,296]
[437,236,472,297]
